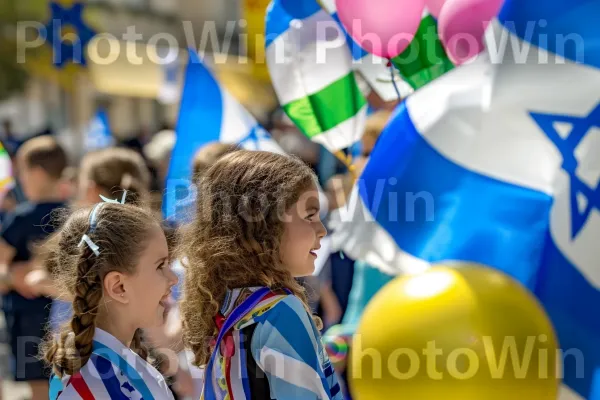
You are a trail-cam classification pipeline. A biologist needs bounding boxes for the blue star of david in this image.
[45,2,97,68]
[530,103,600,239]
[238,125,270,149]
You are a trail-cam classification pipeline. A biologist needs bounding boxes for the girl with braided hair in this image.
[179,150,342,399]
[41,202,178,399]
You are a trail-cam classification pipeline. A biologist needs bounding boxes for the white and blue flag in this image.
[84,109,113,151]
[330,0,600,398]
[163,49,284,222]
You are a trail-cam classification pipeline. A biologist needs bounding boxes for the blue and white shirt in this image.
[203,287,343,400]
[50,328,174,400]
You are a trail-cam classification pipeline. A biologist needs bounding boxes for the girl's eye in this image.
[306,213,316,221]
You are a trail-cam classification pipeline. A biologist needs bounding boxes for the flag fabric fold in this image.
[164,50,284,222]
[84,109,113,151]
[265,0,368,152]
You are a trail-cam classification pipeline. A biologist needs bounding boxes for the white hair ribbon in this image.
[79,234,100,256]
[99,190,127,205]
[81,191,127,257]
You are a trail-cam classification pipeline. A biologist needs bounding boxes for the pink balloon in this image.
[336,0,426,59]
[425,0,449,18]
[438,0,504,64]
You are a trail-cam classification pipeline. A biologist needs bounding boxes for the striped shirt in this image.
[203,287,343,400]
[49,328,174,400]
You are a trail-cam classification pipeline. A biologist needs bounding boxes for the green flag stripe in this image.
[283,73,366,139]
[392,14,454,89]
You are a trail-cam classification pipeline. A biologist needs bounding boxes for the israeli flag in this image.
[330,0,600,398]
[84,109,113,151]
[164,49,284,222]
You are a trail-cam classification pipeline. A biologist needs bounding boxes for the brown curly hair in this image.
[179,150,322,366]
[41,203,162,377]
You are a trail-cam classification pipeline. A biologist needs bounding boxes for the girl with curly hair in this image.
[179,150,342,399]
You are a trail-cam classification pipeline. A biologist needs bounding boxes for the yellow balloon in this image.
[349,263,560,400]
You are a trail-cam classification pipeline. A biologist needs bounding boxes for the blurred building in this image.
[2,0,276,158]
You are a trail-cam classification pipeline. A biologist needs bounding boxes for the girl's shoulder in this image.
[235,290,309,330]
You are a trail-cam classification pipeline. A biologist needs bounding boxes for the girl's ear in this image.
[103,271,129,304]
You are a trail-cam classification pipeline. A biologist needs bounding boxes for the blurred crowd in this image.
[0,105,393,399]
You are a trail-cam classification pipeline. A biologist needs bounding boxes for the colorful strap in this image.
[204,287,289,400]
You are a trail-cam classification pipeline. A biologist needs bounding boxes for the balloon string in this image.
[334,150,357,184]
[389,61,401,100]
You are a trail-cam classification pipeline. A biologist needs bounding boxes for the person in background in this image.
[57,166,78,202]
[191,142,239,184]
[75,147,151,207]
[143,129,176,210]
[0,136,67,400]
[0,190,18,225]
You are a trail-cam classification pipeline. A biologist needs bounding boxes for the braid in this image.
[69,250,102,375]
[131,328,150,361]
[43,330,74,377]
[43,248,102,377]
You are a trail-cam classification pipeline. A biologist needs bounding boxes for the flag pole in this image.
[333,150,357,183]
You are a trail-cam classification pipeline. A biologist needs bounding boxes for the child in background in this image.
[57,166,78,202]
[42,203,178,399]
[75,147,151,207]
[142,129,176,211]
[191,142,238,184]
[0,136,67,400]
[180,150,342,399]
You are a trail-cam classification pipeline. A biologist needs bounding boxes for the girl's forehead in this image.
[295,184,320,204]
[135,229,168,267]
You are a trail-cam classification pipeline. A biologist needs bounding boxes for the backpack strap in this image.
[203,287,273,400]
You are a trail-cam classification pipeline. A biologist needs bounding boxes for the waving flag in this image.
[164,50,284,222]
[84,109,113,151]
[157,56,181,105]
[265,0,367,152]
[330,0,600,398]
